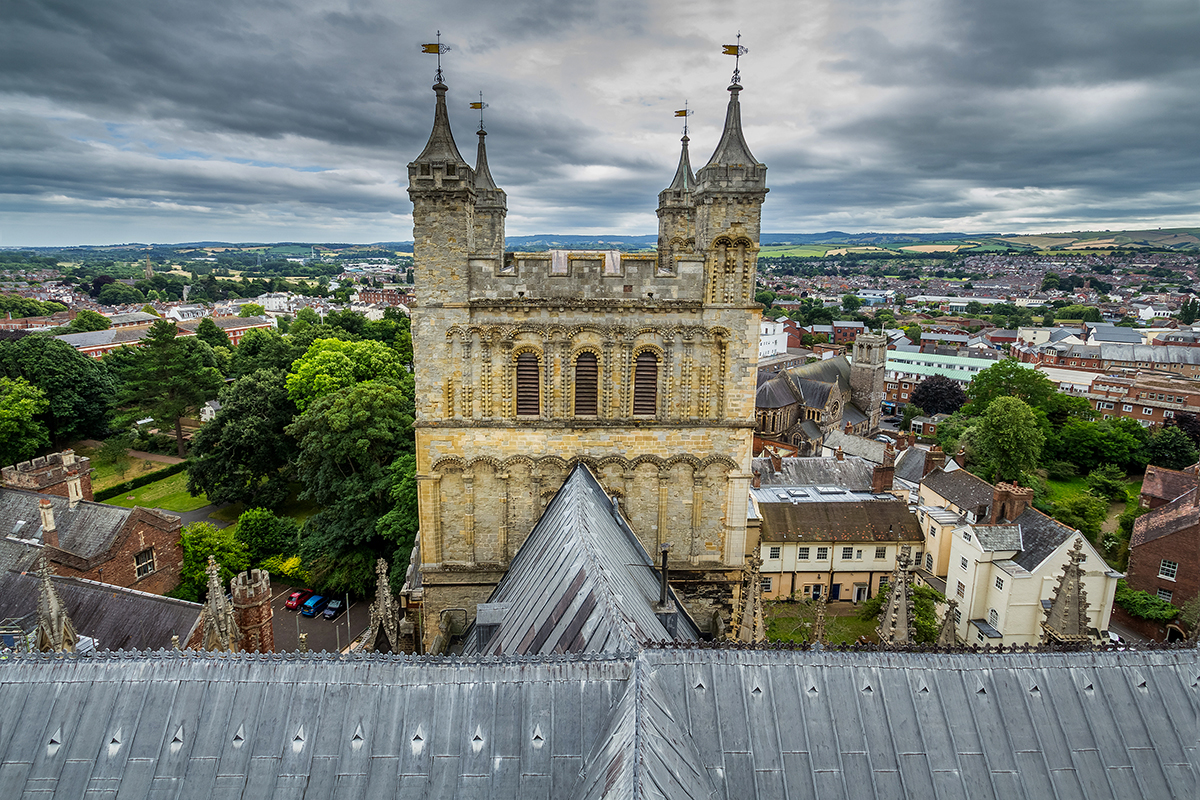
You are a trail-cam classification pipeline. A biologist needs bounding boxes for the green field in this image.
[206,484,321,526]
[759,245,836,257]
[109,472,211,513]
[765,601,878,644]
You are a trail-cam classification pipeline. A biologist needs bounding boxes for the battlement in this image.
[463,250,709,303]
[2,450,93,502]
[231,569,272,604]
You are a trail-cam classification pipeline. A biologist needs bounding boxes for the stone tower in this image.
[231,568,274,654]
[407,72,766,650]
[657,134,696,273]
[850,332,888,432]
[1,450,93,503]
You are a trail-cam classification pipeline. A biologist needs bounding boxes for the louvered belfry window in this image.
[633,351,658,415]
[516,352,540,415]
[574,352,598,415]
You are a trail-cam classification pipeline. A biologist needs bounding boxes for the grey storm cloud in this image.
[2,0,1200,245]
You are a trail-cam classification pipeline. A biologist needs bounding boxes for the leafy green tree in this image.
[900,403,926,432]
[1086,464,1128,502]
[227,327,298,378]
[1145,425,1199,471]
[173,521,250,603]
[909,376,968,416]
[857,582,946,643]
[0,335,117,443]
[1043,418,1147,474]
[97,282,145,305]
[0,377,49,465]
[187,368,299,508]
[66,309,112,332]
[194,317,231,349]
[966,359,1055,414]
[238,302,266,317]
[375,453,419,586]
[235,507,300,564]
[755,290,776,308]
[95,434,133,479]
[1176,298,1200,325]
[1164,410,1200,449]
[1041,392,1095,429]
[286,338,409,412]
[1052,493,1108,541]
[108,319,223,457]
[287,379,415,595]
[975,396,1045,480]
[841,293,862,313]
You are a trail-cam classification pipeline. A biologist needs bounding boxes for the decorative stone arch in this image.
[510,343,544,418]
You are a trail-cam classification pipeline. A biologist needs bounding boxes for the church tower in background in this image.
[406,66,768,650]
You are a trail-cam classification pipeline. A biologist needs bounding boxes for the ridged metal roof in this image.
[0,646,1194,799]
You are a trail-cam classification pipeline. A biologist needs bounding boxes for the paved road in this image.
[270,582,370,653]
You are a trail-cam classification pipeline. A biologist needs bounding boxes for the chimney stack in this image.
[751,470,761,489]
[835,446,844,462]
[924,445,946,477]
[844,421,853,435]
[38,498,58,549]
[955,448,967,468]
[768,450,782,474]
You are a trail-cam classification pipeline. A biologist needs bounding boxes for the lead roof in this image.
[0,646,1193,800]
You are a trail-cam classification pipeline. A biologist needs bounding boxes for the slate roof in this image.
[921,467,995,516]
[1,646,1194,800]
[758,498,922,543]
[0,571,200,650]
[1131,487,1200,547]
[893,447,927,485]
[0,489,130,559]
[752,456,874,491]
[1088,324,1143,344]
[971,524,1023,552]
[754,374,798,408]
[1011,507,1081,571]
[821,429,886,463]
[460,465,700,656]
[782,357,850,392]
[1140,465,1196,506]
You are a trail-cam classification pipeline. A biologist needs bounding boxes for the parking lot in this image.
[270,583,370,653]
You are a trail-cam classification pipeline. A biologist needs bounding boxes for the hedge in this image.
[1113,579,1179,622]
[93,461,188,502]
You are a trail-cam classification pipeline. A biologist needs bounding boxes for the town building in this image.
[54,315,274,358]
[404,70,768,648]
[1,452,183,595]
[1084,371,1200,429]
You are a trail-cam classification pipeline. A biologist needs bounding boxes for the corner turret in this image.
[694,80,768,304]
[657,134,696,274]
[473,126,507,262]
[408,80,476,306]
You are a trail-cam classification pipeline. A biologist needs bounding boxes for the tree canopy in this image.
[286,338,409,411]
[0,334,117,443]
[974,396,1045,480]
[172,521,249,603]
[1145,425,1199,471]
[966,359,1056,413]
[0,377,49,466]
[909,375,968,416]
[194,317,231,349]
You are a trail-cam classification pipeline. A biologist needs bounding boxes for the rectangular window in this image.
[875,547,886,559]
[633,351,659,416]
[134,548,155,579]
[573,352,598,415]
[516,352,541,415]
[842,547,854,560]
[901,393,908,399]
[798,547,810,560]
[768,546,781,559]
[1123,404,1133,412]
[995,576,1004,590]
[816,547,829,560]
[956,581,965,598]
[761,577,772,592]
[1157,588,1173,602]
[954,608,962,623]
[960,556,969,571]
[929,527,936,538]
[1143,407,1154,416]
[1164,410,1175,418]
[963,530,972,542]
[1159,560,1178,580]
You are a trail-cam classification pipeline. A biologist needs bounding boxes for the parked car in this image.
[323,599,345,620]
[285,590,313,610]
[301,595,329,617]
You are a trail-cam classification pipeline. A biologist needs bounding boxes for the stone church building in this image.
[405,73,769,648]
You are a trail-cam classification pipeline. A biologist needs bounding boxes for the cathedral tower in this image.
[850,332,888,432]
[407,73,765,650]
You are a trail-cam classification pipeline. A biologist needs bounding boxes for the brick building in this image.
[0,452,183,595]
[1123,466,1199,641]
[1084,372,1200,429]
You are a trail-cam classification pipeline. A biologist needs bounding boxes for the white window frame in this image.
[761,577,773,592]
[134,548,155,580]
[1123,404,1133,412]
[798,546,811,560]
[768,546,781,559]
[1159,559,1178,580]
[816,547,829,560]
[875,547,886,560]
[956,581,965,598]
[995,576,1004,590]
[960,556,969,571]
[841,546,854,560]
[988,608,999,628]
[1157,588,1173,602]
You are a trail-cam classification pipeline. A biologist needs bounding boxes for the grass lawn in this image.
[73,446,174,493]
[206,484,321,526]
[1043,475,1143,508]
[109,472,211,513]
[765,601,879,645]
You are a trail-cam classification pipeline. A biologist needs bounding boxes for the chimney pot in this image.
[836,446,844,462]
[39,499,58,549]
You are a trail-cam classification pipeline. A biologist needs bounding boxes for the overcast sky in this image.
[3,0,1200,246]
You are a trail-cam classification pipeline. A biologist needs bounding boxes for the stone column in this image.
[464,473,476,562]
[691,473,705,563]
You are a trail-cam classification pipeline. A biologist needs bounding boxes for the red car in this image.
[285,590,313,610]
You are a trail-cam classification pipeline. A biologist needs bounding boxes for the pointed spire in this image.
[200,556,240,652]
[812,593,827,644]
[937,599,959,647]
[1041,538,1095,645]
[665,134,695,194]
[474,128,498,191]
[35,554,77,654]
[699,80,760,172]
[413,80,470,170]
[876,545,915,647]
[358,558,401,653]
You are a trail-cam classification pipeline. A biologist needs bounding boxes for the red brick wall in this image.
[1126,523,1199,625]
[51,508,182,595]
